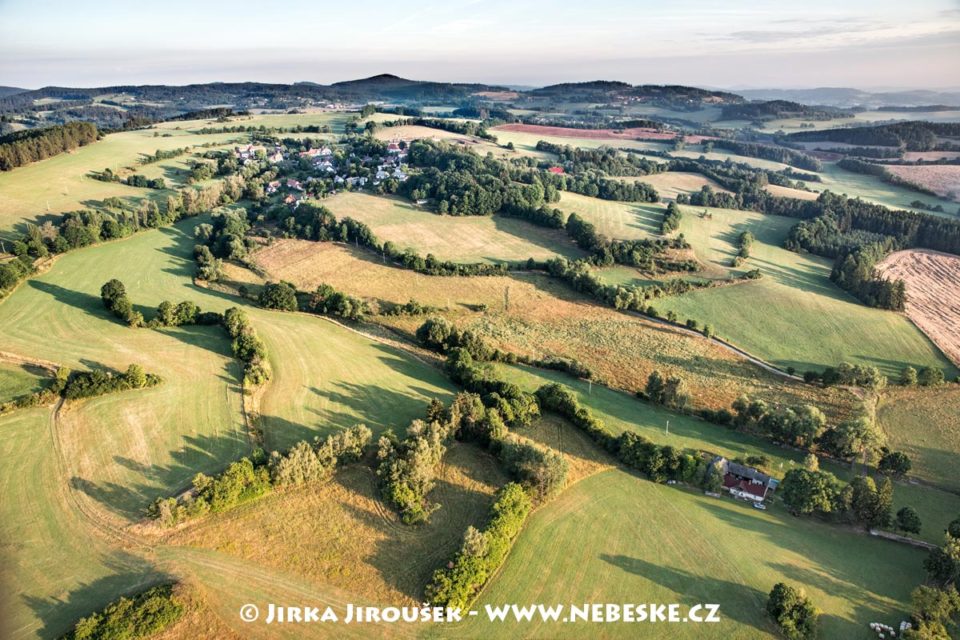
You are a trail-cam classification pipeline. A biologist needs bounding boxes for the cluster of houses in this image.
[234,144,284,165]
[261,140,411,208]
[708,456,779,503]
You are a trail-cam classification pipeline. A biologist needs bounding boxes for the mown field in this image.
[254,310,457,451]
[456,468,926,640]
[0,127,240,238]
[556,191,663,239]
[0,211,473,637]
[322,192,584,263]
[654,204,955,377]
[0,407,164,640]
[0,360,46,403]
[878,385,960,493]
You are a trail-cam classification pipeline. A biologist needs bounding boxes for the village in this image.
[234,137,410,209]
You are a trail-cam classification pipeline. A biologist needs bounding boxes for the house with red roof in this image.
[710,456,777,503]
[547,166,565,174]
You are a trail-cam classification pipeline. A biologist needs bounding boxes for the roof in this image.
[727,461,772,485]
[547,166,565,174]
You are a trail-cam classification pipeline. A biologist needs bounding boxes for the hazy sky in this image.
[1,0,958,89]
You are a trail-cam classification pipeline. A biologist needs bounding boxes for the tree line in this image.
[150,425,372,525]
[533,141,667,176]
[711,139,822,171]
[101,280,272,389]
[0,121,98,171]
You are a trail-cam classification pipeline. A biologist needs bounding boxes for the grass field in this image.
[618,172,728,201]
[168,443,506,606]
[488,127,670,156]
[670,148,792,172]
[0,407,164,640]
[0,211,475,636]
[247,237,850,415]
[654,205,955,377]
[493,363,960,544]
[814,161,951,213]
[0,360,46,403]
[878,385,960,493]
[556,191,663,240]
[321,192,583,263]
[254,311,457,451]
[456,468,926,640]
[764,184,820,201]
[0,128,240,238]
[152,111,353,136]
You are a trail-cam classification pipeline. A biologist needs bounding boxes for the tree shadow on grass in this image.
[70,427,250,521]
[336,459,497,602]
[694,498,926,612]
[20,551,168,640]
[598,553,775,634]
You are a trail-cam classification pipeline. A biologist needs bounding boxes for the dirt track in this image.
[876,249,960,366]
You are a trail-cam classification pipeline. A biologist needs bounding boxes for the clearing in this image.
[321,192,583,263]
[617,171,729,201]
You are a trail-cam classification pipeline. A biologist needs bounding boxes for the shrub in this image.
[65,584,184,640]
[766,583,819,640]
[258,281,299,311]
[425,483,531,609]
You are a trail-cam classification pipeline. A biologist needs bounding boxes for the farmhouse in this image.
[548,166,565,174]
[709,456,777,502]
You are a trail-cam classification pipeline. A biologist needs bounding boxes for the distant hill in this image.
[735,87,960,109]
[0,86,27,98]
[720,99,850,121]
[526,81,743,111]
[330,73,510,100]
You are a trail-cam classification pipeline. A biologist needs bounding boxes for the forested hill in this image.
[719,100,849,121]
[528,81,743,105]
[787,121,960,150]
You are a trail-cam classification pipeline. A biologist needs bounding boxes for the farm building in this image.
[709,456,778,503]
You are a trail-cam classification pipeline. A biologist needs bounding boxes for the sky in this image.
[1,0,958,90]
